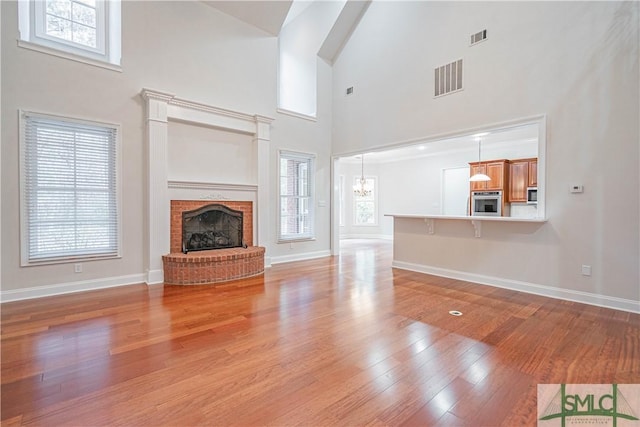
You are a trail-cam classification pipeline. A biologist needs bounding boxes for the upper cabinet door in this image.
[470,163,487,191]
[509,160,529,202]
[485,161,506,191]
[528,159,538,187]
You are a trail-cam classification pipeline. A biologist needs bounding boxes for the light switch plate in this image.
[570,185,584,193]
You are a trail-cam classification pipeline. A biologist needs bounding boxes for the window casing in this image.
[18,0,122,69]
[339,175,345,227]
[20,111,121,265]
[353,176,377,226]
[278,151,315,242]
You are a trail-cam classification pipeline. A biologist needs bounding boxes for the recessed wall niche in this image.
[167,121,257,185]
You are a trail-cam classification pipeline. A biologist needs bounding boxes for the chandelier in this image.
[353,154,373,197]
[469,133,491,182]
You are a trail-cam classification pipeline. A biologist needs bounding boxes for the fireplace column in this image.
[254,117,271,267]
[142,90,173,284]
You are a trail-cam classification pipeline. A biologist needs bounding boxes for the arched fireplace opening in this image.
[181,203,246,253]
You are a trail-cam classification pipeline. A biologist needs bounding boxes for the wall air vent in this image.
[470,29,487,46]
[434,59,463,97]
[346,86,354,96]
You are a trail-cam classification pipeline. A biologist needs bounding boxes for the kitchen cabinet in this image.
[528,159,538,187]
[508,158,537,202]
[469,160,509,191]
[508,160,529,202]
[469,160,509,216]
[485,162,507,190]
[469,163,487,191]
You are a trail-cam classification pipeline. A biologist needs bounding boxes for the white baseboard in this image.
[270,250,331,265]
[0,273,147,303]
[146,269,164,285]
[392,261,640,314]
[340,234,393,240]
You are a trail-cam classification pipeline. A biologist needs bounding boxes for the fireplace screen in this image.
[182,204,244,253]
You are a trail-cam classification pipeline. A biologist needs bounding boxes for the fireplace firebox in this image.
[182,203,245,253]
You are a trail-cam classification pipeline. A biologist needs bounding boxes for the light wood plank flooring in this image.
[1,239,639,426]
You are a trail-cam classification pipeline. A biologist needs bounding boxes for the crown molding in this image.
[140,88,175,102]
[140,89,275,125]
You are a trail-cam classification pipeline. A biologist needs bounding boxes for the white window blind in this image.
[21,112,119,264]
[278,151,315,241]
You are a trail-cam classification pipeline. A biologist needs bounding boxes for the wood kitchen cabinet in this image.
[469,160,510,216]
[485,162,507,190]
[469,163,487,191]
[508,158,538,202]
[469,160,509,191]
[528,159,538,187]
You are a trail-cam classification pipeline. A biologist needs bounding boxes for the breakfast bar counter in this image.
[384,214,547,238]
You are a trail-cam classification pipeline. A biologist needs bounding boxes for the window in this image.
[20,111,120,265]
[18,0,121,69]
[278,151,315,241]
[353,177,377,226]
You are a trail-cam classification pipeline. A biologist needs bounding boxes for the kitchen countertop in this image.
[384,214,547,237]
[384,214,547,222]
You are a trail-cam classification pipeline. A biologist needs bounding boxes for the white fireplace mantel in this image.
[141,88,274,284]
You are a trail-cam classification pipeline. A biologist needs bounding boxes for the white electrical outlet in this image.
[581,265,592,276]
[74,263,82,273]
[570,185,584,193]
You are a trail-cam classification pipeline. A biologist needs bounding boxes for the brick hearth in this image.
[162,246,265,285]
[164,200,264,285]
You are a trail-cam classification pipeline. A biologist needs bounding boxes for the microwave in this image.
[527,187,538,204]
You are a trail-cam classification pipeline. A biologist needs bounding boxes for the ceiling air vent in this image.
[434,59,463,97]
[470,29,487,46]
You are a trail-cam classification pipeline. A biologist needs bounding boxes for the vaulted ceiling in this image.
[201,1,292,36]
[202,0,371,64]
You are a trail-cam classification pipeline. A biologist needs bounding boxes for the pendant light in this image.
[353,154,373,197]
[469,133,491,182]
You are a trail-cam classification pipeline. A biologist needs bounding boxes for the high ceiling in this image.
[201,1,292,36]
[198,1,538,165]
[202,0,371,63]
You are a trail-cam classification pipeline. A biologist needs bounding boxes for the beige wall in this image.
[2,1,638,308]
[0,1,333,295]
[332,1,639,305]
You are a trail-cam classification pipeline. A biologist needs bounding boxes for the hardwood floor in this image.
[1,239,639,426]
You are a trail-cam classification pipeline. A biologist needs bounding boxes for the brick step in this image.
[162,246,265,285]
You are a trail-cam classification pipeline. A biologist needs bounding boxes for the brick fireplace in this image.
[170,200,253,253]
[141,89,273,285]
[162,200,265,285]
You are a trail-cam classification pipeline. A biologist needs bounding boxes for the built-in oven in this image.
[527,187,538,204]
[472,191,502,216]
